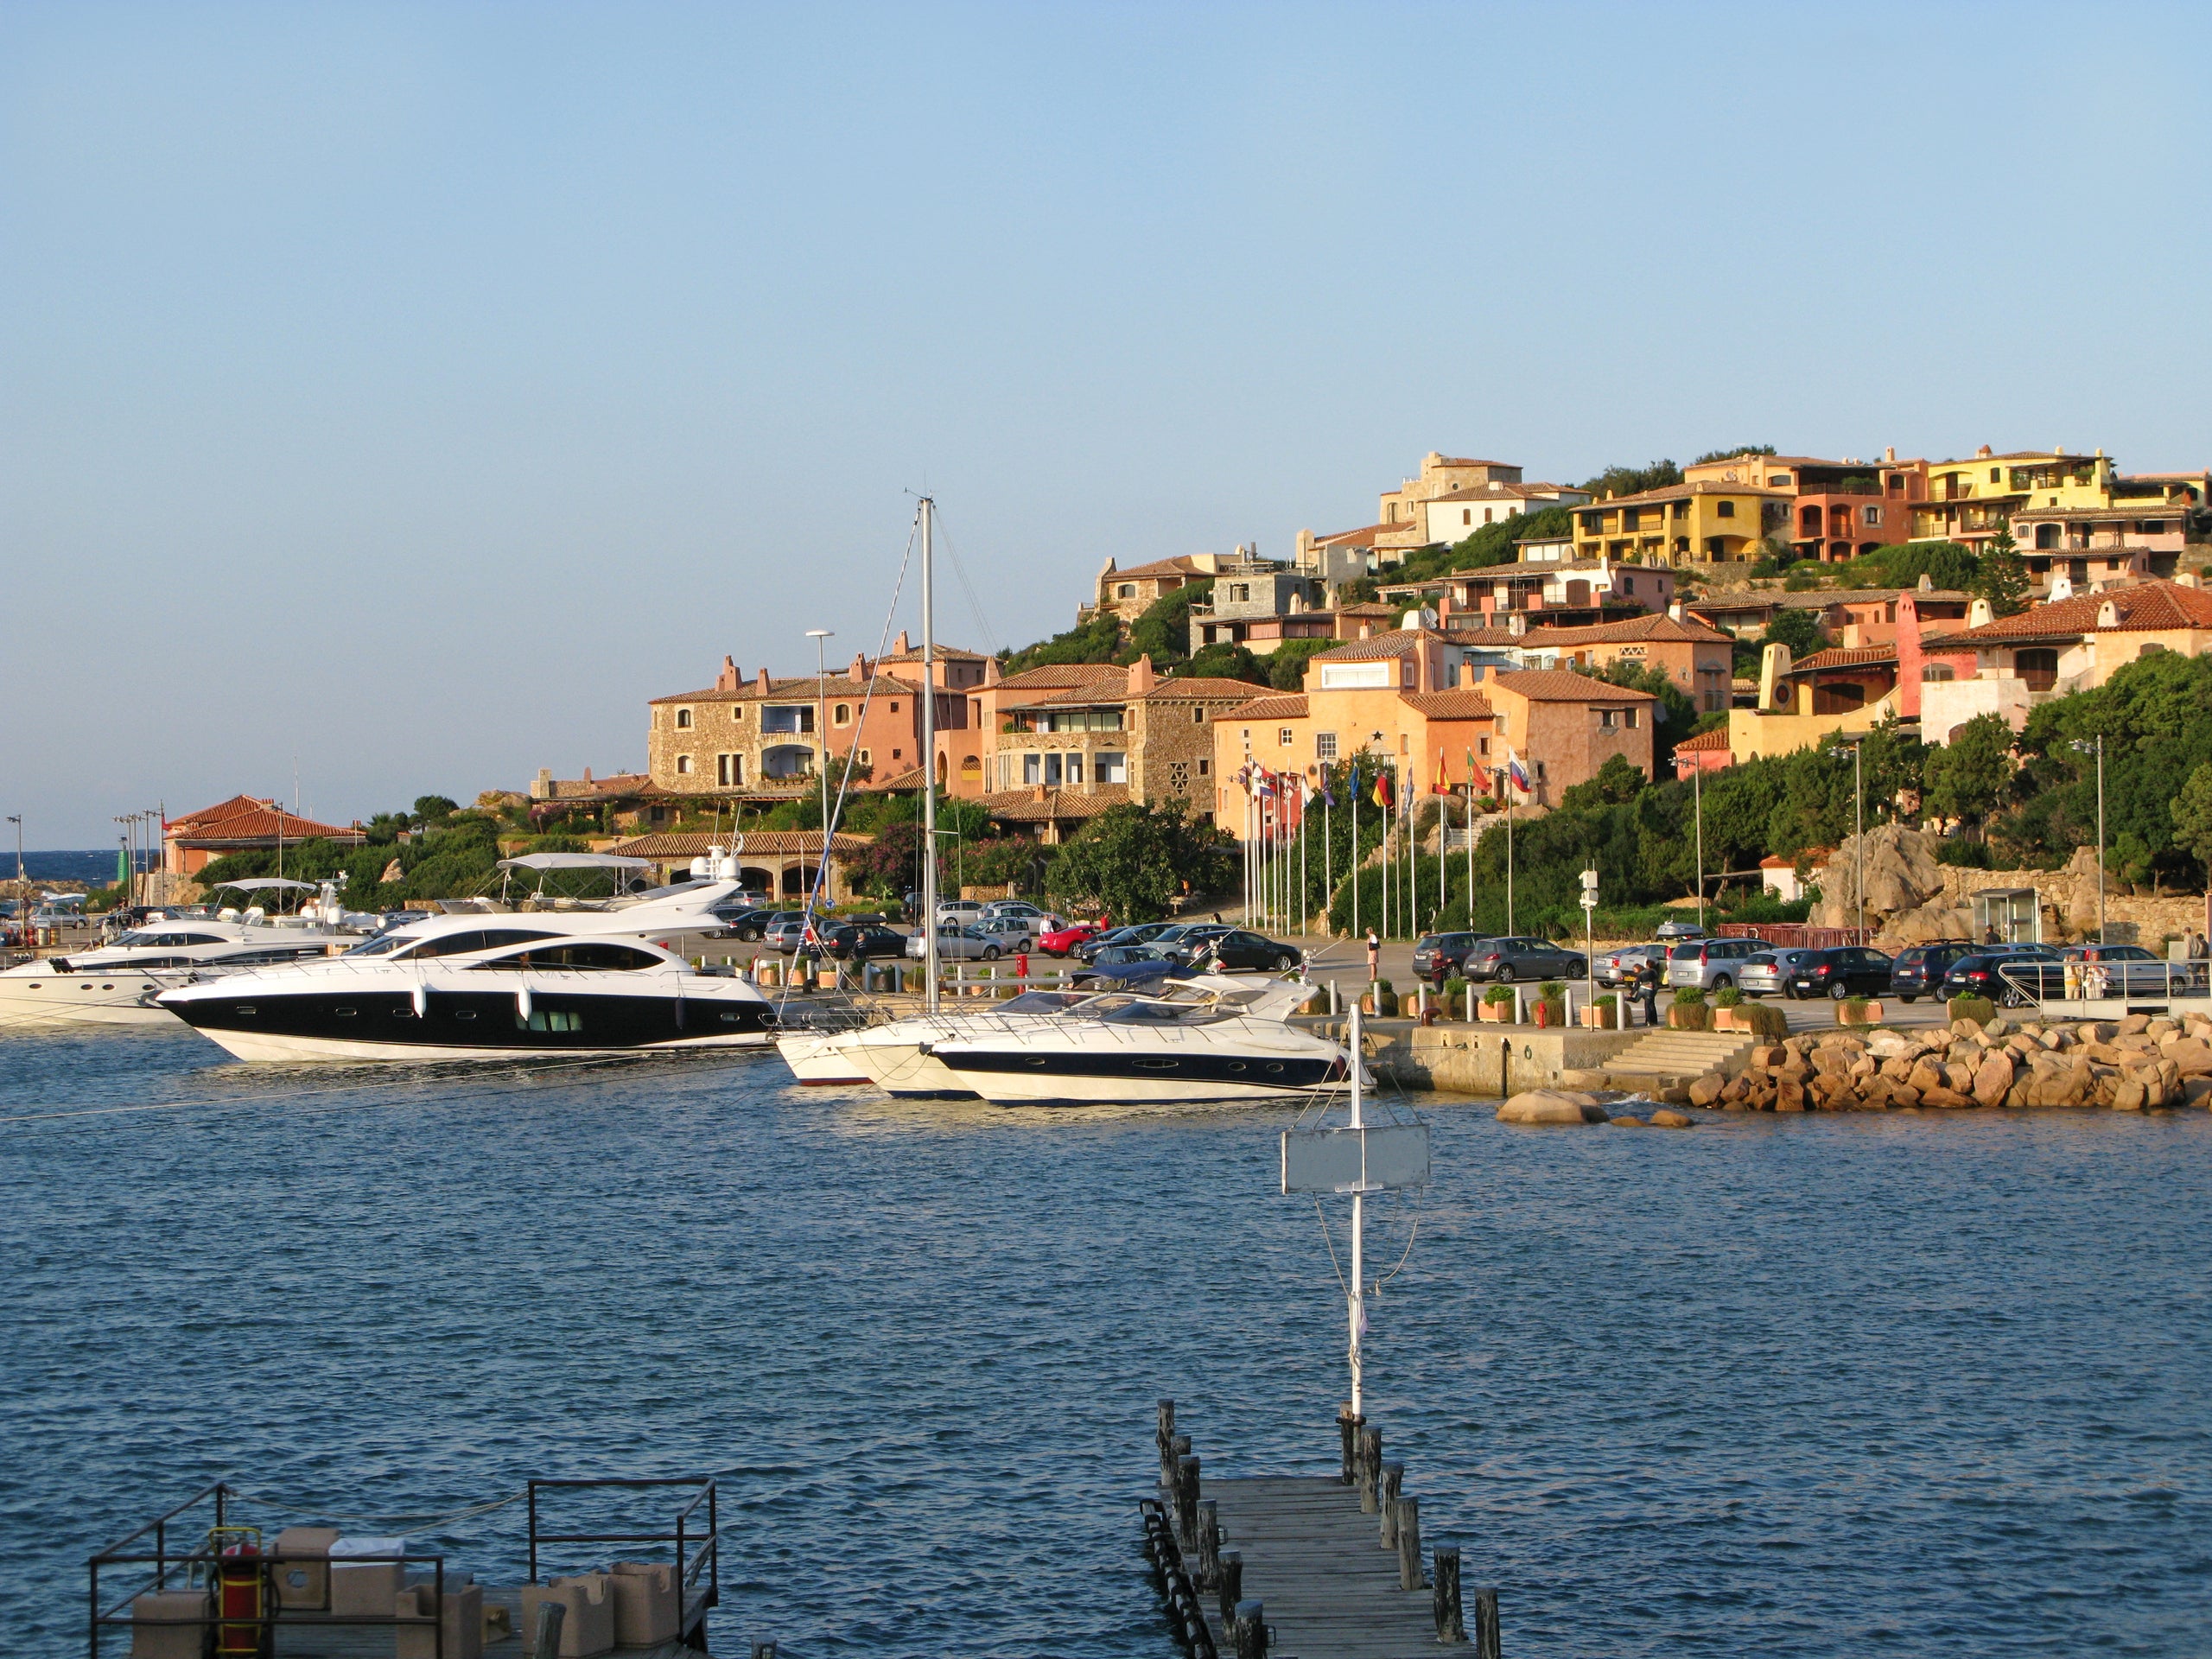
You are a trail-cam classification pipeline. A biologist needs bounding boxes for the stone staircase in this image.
[1589,1028,1758,1089]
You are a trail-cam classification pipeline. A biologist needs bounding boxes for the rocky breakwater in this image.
[1686,1011,2212,1113]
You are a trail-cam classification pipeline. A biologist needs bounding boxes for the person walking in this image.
[1365,927,1381,985]
[1637,954,1662,1027]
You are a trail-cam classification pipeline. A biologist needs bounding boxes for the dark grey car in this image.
[1460,936,1586,983]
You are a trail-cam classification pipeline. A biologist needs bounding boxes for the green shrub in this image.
[1373,982,1400,1017]
[1712,984,1743,1007]
[1539,980,1565,1001]
[1484,982,1516,1007]
[1670,1001,1710,1030]
[1947,994,1996,1027]
[1672,986,1707,1006]
[1441,975,1470,1009]
[1842,995,1871,1016]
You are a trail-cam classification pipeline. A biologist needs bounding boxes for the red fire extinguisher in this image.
[210,1528,270,1657]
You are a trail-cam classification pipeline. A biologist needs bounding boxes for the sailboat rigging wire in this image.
[1313,1195,1349,1299]
[923,508,1001,658]
[1371,1186,1424,1294]
[785,513,923,1010]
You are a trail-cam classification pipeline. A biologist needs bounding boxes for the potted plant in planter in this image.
[1839,995,1883,1026]
[1441,976,1470,1021]
[1585,993,1619,1028]
[1709,984,1745,1030]
[1480,983,1515,1022]
[1533,980,1567,1027]
[1668,986,1709,1031]
[1373,979,1400,1018]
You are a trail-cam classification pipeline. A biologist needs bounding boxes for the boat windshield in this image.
[999,991,1090,1014]
[1100,1001,1231,1026]
[343,933,416,957]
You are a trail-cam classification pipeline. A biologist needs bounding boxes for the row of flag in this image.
[1236,750,1532,804]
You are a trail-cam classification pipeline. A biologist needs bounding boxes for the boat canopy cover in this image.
[212,877,321,893]
[497,854,652,872]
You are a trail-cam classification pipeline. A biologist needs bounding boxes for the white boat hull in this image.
[775,1030,870,1084]
[0,975,178,1031]
[184,1026,774,1064]
[846,1039,977,1097]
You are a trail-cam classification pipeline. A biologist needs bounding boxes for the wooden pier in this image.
[1142,1402,1500,1659]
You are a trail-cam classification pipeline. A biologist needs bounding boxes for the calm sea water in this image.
[3,1029,2209,1657]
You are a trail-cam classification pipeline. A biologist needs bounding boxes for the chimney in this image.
[1480,664,1498,683]
[1032,784,1047,802]
[1459,659,1477,690]
[984,654,1002,683]
[1127,653,1156,696]
[894,630,912,654]
[715,655,739,691]
[582,766,594,784]
[1897,595,1924,721]
[1884,446,1897,463]
[849,652,868,683]
[1976,443,1993,458]
[756,666,772,693]
[2097,599,2120,629]
[1917,573,1933,591]
[533,767,553,799]
[1968,598,1995,627]
[1759,643,1792,709]
[2048,575,2074,602]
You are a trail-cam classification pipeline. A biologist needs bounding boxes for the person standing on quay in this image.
[1366,927,1381,985]
[1637,955,1662,1027]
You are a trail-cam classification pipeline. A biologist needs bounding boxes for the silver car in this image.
[1739,947,1821,998]
[1595,942,1669,988]
[974,915,1040,951]
[905,923,1007,962]
[1664,937,1767,992]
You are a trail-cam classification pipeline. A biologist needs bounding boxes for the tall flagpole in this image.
[919,497,940,1014]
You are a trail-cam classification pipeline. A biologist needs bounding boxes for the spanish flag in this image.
[1435,750,1449,791]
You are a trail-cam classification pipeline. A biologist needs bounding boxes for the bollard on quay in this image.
[1232,1598,1268,1659]
[1217,1550,1243,1630]
[1195,1497,1221,1589]
[1176,1454,1202,1547]
[1337,1407,1364,1484]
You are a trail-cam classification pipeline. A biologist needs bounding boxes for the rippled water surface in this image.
[4,1029,2209,1656]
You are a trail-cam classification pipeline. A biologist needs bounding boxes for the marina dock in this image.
[1143,1402,1497,1659]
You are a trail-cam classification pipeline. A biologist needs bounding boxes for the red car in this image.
[1039,918,1109,957]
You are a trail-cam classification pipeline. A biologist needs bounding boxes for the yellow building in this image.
[1910,446,2113,546]
[1573,482,1790,566]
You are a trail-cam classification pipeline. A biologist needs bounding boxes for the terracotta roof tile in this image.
[1674,728,1733,753]
[1223,693,1310,721]
[168,799,360,842]
[977,786,1130,822]
[1106,555,1210,582]
[1928,580,2212,645]
[1398,690,1496,718]
[1491,669,1658,702]
[1311,627,1433,662]
[1578,480,1792,507]
[995,664,1129,692]
[1135,676,1274,701]
[602,831,872,857]
[1788,645,1898,672]
[1522,613,1731,647]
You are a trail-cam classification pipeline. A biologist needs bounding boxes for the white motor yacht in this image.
[923,976,1355,1103]
[0,879,362,1033]
[156,929,775,1062]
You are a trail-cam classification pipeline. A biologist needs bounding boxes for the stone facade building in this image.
[644,633,997,802]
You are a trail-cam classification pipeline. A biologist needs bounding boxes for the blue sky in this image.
[5,3,2208,842]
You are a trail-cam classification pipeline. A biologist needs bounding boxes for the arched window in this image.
[675,754,692,774]
[675,708,693,729]
[833,703,852,726]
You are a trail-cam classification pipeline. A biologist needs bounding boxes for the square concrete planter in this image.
[1838,1001,1885,1026]
[1478,1001,1511,1023]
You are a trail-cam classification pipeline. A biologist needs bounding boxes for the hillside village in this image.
[154,442,2212,938]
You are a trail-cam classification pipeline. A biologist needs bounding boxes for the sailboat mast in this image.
[920,497,940,1015]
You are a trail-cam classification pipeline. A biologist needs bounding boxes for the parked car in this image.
[1077,921,1175,962]
[762,912,817,952]
[974,915,1042,951]
[1461,937,1586,984]
[2063,943,2185,997]
[1739,947,1821,999]
[1177,929,1303,973]
[1788,945,1899,1001]
[1412,932,1482,985]
[1654,920,1707,939]
[980,899,1051,923]
[823,923,907,962]
[1938,947,2062,1006]
[934,899,985,924]
[906,923,1006,962]
[1039,919,1105,957]
[1071,944,1196,989]
[712,906,777,942]
[1887,940,1983,1003]
[1663,937,1768,993]
[1594,942,1670,988]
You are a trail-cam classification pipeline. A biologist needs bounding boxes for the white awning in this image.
[211,877,321,892]
[496,853,652,872]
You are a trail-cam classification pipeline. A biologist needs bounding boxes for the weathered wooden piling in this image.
[1377,1462,1403,1543]
[1357,1427,1382,1513]
[1393,1497,1421,1592]
[1336,1408,1363,1484]
[1432,1546,1465,1643]
[1473,1586,1500,1659]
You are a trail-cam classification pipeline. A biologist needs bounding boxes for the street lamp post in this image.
[2073,734,2107,944]
[806,628,834,908]
[1827,733,1866,938]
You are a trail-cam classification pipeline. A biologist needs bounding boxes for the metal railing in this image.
[1994,957,2209,1012]
[87,1484,452,1658]
[526,1477,718,1618]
